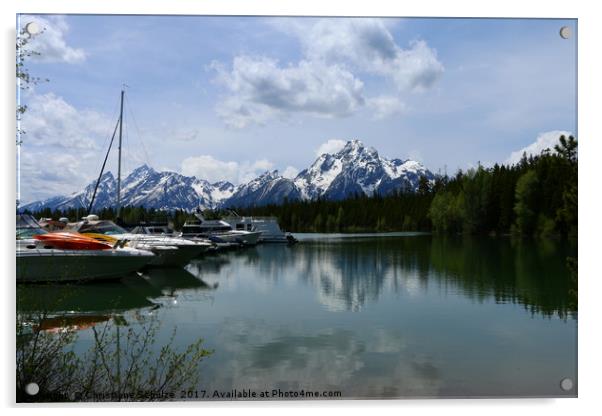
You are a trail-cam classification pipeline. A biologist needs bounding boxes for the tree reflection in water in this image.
[248,235,576,317]
[16,270,215,403]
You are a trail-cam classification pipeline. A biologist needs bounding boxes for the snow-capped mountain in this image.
[292,140,434,201]
[21,164,235,212]
[224,170,302,208]
[20,140,434,212]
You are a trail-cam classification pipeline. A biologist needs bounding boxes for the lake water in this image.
[18,233,577,399]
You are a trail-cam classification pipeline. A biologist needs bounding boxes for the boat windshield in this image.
[16,214,48,239]
[16,227,47,239]
[80,222,127,235]
[17,214,42,229]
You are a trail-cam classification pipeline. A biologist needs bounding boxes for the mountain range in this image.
[20,140,435,212]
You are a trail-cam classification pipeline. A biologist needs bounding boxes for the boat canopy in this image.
[16,214,48,239]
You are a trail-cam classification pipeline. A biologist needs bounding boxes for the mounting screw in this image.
[25,382,39,396]
[560,377,574,391]
[559,26,571,39]
[25,22,40,36]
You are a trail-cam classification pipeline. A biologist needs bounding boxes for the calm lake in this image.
[18,233,577,399]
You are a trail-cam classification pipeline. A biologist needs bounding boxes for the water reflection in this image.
[208,319,443,397]
[244,235,575,317]
[17,267,218,330]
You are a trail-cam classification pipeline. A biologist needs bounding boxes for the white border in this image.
[2,1,600,415]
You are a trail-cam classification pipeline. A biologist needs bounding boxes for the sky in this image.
[17,15,577,203]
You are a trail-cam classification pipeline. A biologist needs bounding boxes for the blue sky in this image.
[17,15,576,203]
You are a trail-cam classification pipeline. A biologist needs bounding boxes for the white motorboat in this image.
[66,216,212,267]
[130,223,213,246]
[180,211,262,246]
[16,215,154,282]
[222,212,298,244]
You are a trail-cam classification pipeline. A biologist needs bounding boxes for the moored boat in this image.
[222,212,298,244]
[17,215,154,282]
[180,211,262,246]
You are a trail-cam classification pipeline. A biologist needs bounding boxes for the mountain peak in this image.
[130,164,156,176]
[100,171,115,180]
[341,139,364,152]
[336,139,379,161]
[259,170,280,179]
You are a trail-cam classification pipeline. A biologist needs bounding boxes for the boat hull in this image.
[16,248,153,283]
[222,216,297,244]
[80,232,211,267]
[207,231,262,245]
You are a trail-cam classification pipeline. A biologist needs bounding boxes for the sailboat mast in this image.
[116,89,124,218]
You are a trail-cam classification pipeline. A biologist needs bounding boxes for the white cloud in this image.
[300,18,397,67]
[239,159,274,183]
[19,150,95,203]
[210,18,443,127]
[367,96,407,119]
[388,40,444,92]
[22,16,86,64]
[211,56,365,128]
[20,93,111,149]
[18,93,118,202]
[297,19,444,92]
[180,155,275,184]
[315,139,347,156]
[181,155,239,183]
[282,165,299,179]
[506,130,573,165]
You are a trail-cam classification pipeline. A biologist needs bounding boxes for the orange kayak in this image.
[34,232,114,250]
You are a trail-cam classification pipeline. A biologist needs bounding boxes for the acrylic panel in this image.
[16,15,577,402]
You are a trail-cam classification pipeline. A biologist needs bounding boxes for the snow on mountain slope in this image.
[293,139,434,202]
[223,170,301,208]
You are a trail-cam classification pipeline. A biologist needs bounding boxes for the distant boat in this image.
[180,210,262,246]
[222,212,297,244]
[17,214,154,282]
